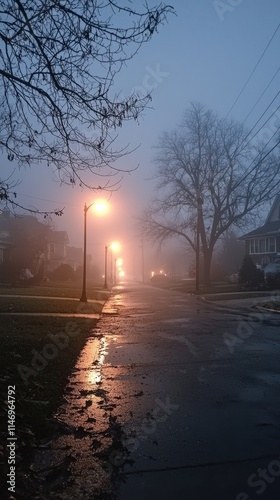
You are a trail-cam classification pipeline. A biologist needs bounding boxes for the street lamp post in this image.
[104,244,109,289]
[80,200,107,302]
[80,203,89,302]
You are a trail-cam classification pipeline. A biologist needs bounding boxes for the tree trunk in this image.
[203,249,212,286]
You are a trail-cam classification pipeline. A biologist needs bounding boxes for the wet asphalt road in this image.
[32,282,280,500]
[98,283,280,500]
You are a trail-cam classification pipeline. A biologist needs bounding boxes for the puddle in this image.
[29,329,116,498]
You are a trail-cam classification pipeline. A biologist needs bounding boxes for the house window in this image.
[267,238,276,252]
[50,244,55,253]
[259,239,265,252]
[254,240,259,253]
[249,237,276,254]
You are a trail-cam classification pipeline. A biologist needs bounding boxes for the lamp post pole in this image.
[80,203,89,302]
[104,244,108,289]
[80,199,107,301]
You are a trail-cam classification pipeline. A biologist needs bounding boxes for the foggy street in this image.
[2,2,280,499]
[32,282,280,500]
[97,283,280,500]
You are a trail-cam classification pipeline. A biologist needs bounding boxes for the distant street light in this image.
[80,200,108,302]
[114,257,123,284]
[104,241,120,289]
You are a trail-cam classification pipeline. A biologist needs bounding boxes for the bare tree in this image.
[139,102,280,285]
[0,0,173,212]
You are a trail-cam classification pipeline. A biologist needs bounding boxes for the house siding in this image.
[240,195,280,268]
[44,231,69,275]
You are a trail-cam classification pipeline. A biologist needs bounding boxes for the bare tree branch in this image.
[138,102,280,284]
[0,0,174,213]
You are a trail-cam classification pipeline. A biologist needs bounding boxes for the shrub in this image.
[263,258,280,289]
[238,255,264,288]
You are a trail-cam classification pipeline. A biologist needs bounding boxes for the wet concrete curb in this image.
[199,293,280,326]
[200,291,273,302]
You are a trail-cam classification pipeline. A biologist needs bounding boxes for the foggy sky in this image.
[1,0,280,278]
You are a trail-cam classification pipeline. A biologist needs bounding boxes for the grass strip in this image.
[0,296,104,314]
[0,314,101,495]
[0,315,100,436]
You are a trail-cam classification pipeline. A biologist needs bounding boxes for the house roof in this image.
[265,194,280,223]
[240,220,280,239]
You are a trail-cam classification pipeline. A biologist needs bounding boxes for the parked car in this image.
[150,274,169,284]
[264,258,280,289]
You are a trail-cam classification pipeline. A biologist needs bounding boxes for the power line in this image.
[253,134,280,169]
[246,102,280,146]
[242,90,280,146]
[225,23,280,119]
[236,125,280,191]
[242,65,280,125]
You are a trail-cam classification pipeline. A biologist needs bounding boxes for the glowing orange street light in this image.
[104,241,120,289]
[80,200,108,302]
[116,258,123,267]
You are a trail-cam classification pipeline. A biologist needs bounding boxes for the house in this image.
[0,212,78,280]
[0,211,49,281]
[44,230,69,274]
[240,195,280,267]
[66,246,83,271]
